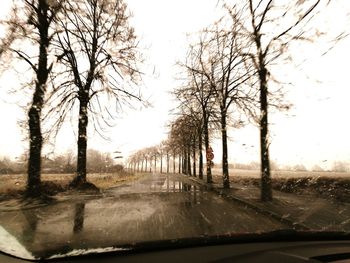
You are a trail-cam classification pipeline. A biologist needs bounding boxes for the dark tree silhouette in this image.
[177,41,218,183]
[52,0,142,187]
[227,0,324,200]
[187,24,254,188]
[0,0,63,197]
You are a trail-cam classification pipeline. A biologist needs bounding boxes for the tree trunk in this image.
[187,146,192,176]
[173,150,176,173]
[27,91,44,196]
[145,158,148,172]
[259,66,272,201]
[178,154,181,174]
[192,143,196,177]
[166,153,169,173]
[203,115,212,183]
[26,0,50,197]
[72,98,89,186]
[221,109,230,188]
[198,133,203,180]
[182,151,187,175]
[160,154,163,173]
[154,156,157,173]
[252,28,272,201]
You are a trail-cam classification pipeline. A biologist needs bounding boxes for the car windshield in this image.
[0,0,350,260]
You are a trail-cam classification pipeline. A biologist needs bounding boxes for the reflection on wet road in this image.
[0,174,287,259]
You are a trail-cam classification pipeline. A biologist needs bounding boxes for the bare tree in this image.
[158,141,168,174]
[168,114,202,177]
[189,22,255,188]
[53,0,142,187]
[149,146,159,173]
[226,0,325,200]
[1,0,63,197]
[142,149,150,172]
[177,40,219,183]
[166,133,181,174]
[86,149,114,173]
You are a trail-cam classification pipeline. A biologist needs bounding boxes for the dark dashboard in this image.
[2,240,350,263]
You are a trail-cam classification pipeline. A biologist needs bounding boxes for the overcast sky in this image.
[0,0,349,169]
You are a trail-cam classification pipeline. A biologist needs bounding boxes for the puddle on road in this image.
[134,175,206,205]
[133,175,204,193]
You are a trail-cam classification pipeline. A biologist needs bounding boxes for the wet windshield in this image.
[0,0,350,260]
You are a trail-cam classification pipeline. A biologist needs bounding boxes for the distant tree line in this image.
[127,149,350,175]
[0,149,124,175]
[128,141,174,174]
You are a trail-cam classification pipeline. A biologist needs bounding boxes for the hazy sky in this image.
[0,0,349,169]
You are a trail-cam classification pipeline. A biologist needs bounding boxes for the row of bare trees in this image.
[1,0,143,197]
[127,115,213,177]
[128,141,176,174]
[171,0,340,201]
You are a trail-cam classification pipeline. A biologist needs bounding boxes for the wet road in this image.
[0,174,287,259]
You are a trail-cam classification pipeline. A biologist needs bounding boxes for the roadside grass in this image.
[212,168,350,179]
[0,171,146,200]
[272,177,350,202]
[88,172,145,189]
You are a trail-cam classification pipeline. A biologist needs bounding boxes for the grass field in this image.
[211,168,350,179]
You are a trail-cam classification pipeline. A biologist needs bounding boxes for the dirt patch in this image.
[70,181,100,192]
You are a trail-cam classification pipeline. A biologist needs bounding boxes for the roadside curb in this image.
[187,176,310,231]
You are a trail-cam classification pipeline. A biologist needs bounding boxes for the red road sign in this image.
[206,152,214,161]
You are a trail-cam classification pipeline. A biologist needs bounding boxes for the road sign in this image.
[206,146,214,161]
[206,152,214,161]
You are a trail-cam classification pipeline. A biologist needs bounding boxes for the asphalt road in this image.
[0,174,288,259]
